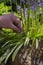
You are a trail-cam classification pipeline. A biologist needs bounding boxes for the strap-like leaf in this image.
[0,49,10,64]
[4,45,18,64]
[12,43,23,61]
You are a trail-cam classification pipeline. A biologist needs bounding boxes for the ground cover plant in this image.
[0,0,43,65]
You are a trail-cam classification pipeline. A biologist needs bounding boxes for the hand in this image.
[0,14,22,33]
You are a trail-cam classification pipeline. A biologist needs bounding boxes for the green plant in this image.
[0,3,11,15]
[0,0,43,64]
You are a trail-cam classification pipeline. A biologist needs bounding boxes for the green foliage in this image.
[0,0,43,64]
[0,3,11,15]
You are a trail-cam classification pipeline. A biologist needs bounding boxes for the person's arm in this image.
[0,14,22,33]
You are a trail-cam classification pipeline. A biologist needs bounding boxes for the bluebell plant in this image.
[0,0,43,65]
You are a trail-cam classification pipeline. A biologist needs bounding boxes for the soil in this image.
[0,40,43,65]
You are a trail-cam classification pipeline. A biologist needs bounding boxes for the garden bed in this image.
[5,40,43,65]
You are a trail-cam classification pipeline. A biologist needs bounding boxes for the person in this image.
[0,14,22,33]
